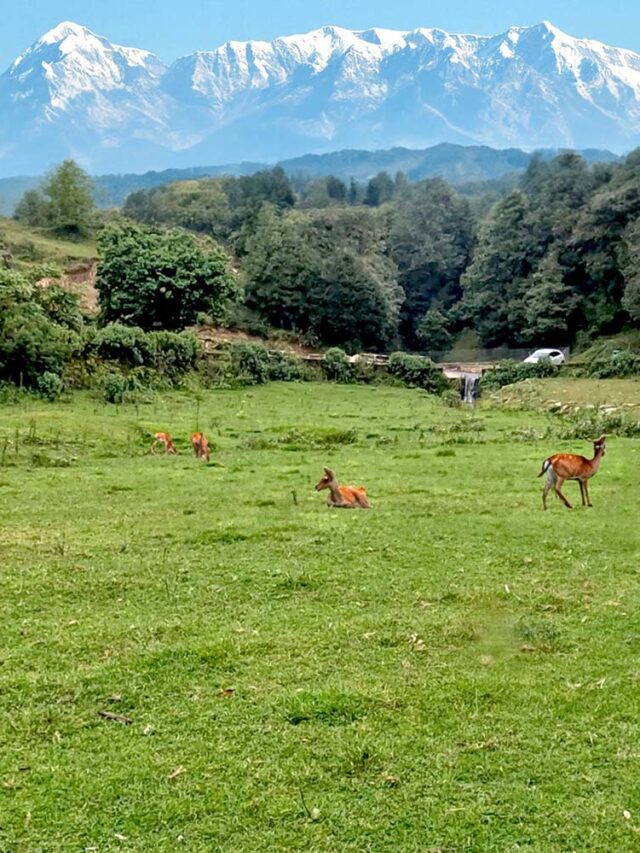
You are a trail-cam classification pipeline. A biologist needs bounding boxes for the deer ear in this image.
[324,467,334,477]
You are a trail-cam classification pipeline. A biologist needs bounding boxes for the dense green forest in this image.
[119,150,640,351]
[6,148,640,362]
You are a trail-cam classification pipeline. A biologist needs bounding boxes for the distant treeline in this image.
[0,142,617,214]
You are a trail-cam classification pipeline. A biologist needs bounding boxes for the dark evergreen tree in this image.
[461,191,537,346]
[363,171,395,206]
[391,179,473,347]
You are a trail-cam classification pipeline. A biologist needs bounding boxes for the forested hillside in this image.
[119,150,640,352]
[7,148,640,360]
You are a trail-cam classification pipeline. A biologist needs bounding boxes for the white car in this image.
[524,348,566,365]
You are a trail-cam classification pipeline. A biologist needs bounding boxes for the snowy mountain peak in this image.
[36,20,94,46]
[2,19,640,176]
[10,20,163,76]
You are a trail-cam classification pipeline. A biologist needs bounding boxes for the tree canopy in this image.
[243,206,402,350]
[96,223,237,330]
[88,147,640,350]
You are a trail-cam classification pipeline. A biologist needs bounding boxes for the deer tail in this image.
[538,458,551,478]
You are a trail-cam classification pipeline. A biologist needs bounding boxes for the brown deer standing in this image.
[538,435,606,510]
[191,432,210,462]
[150,432,177,455]
[315,467,371,509]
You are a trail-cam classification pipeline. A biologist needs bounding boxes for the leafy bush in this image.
[481,359,558,390]
[153,331,200,378]
[388,352,446,393]
[100,372,135,404]
[97,222,236,330]
[90,324,200,381]
[554,407,640,439]
[37,371,65,401]
[267,351,304,382]
[224,342,305,385]
[0,271,82,388]
[322,348,353,383]
[228,342,271,384]
[440,388,462,408]
[39,284,85,331]
[0,306,81,387]
[588,349,640,378]
[91,324,155,366]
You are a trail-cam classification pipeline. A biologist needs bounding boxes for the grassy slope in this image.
[490,376,640,408]
[1,383,640,852]
[0,216,96,268]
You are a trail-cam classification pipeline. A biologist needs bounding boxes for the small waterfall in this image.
[460,372,481,406]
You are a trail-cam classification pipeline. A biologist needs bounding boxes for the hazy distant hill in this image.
[0,143,618,215]
[279,143,618,182]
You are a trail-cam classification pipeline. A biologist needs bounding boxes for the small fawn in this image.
[191,432,210,462]
[150,432,177,455]
[315,467,371,509]
[538,435,606,510]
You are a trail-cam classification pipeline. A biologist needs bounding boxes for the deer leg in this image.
[543,469,556,510]
[554,476,573,510]
[583,479,593,507]
[579,480,586,506]
[150,440,158,455]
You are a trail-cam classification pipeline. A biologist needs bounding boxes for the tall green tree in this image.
[363,171,395,206]
[243,206,402,350]
[416,307,453,353]
[515,253,579,344]
[96,223,237,330]
[461,191,538,346]
[326,175,347,203]
[390,179,473,346]
[42,160,95,236]
[242,206,320,332]
[14,189,48,227]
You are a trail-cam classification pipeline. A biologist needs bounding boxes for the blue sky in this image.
[2,0,639,69]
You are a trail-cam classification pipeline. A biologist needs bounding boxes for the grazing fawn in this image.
[191,432,210,462]
[150,432,177,455]
[538,435,606,510]
[315,467,371,509]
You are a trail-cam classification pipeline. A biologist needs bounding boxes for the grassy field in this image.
[1,382,640,852]
[0,217,96,269]
[490,375,640,409]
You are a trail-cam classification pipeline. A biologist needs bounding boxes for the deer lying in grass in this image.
[538,435,606,510]
[150,432,177,455]
[191,431,210,462]
[315,467,371,509]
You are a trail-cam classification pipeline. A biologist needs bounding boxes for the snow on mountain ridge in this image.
[2,19,640,175]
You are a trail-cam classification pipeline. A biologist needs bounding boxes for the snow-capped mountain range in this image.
[1,19,640,176]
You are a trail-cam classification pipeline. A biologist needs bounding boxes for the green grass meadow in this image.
[1,382,640,851]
